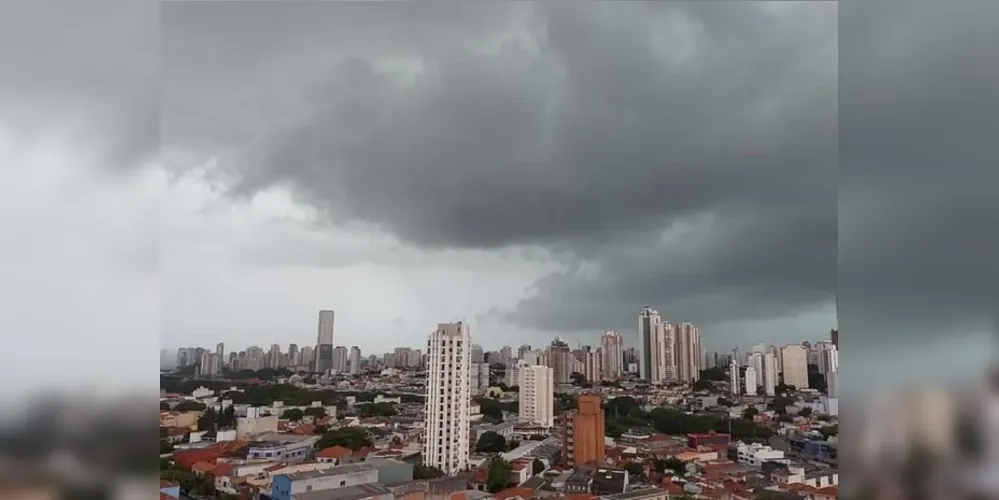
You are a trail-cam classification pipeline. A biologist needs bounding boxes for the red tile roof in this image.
[493,487,534,500]
[160,480,178,488]
[317,446,354,459]
[191,461,217,474]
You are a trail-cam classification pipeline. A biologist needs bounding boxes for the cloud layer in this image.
[162,2,839,347]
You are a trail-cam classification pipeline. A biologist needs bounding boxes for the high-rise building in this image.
[348,346,362,374]
[315,310,335,373]
[762,352,778,396]
[744,366,757,396]
[674,322,701,383]
[827,369,838,398]
[547,338,572,385]
[583,347,602,382]
[216,343,225,370]
[831,329,839,349]
[499,346,513,364]
[649,318,673,383]
[818,343,838,376]
[300,346,314,369]
[562,394,605,467]
[729,358,740,396]
[517,344,533,360]
[471,344,484,363]
[600,331,623,381]
[332,346,349,373]
[519,364,554,428]
[638,307,660,380]
[423,322,472,476]
[470,362,489,395]
[780,345,809,390]
[288,343,299,366]
[622,348,638,373]
[268,344,281,369]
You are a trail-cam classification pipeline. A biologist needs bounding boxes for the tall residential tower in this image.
[315,310,335,373]
[423,322,472,475]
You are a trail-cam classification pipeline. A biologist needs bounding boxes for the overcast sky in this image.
[1,1,995,399]
[157,1,838,355]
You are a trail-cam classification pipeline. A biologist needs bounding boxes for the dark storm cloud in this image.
[838,0,999,343]
[164,2,838,340]
[0,1,157,169]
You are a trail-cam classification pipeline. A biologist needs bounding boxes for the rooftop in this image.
[280,463,376,480]
[291,482,391,500]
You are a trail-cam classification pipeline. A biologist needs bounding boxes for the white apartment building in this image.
[423,322,472,475]
[601,331,624,381]
[735,443,786,467]
[519,364,554,428]
[762,352,779,396]
[649,318,674,383]
[744,366,757,396]
[780,345,810,390]
[583,347,602,382]
[729,359,740,396]
[674,322,701,383]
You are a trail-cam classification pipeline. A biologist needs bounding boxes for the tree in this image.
[303,406,328,418]
[807,366,827,393]
[742,407,759,420]
[797,407,813,418]
[282,408,305,422]
[624,462,644,479]
[475,431,507,453]
[699,367,727,381]
[570,372,586,385]
[778,413,794,423]
[693,378,714,391]
[160,440,175,454]
[174,401,206,412]
[160,401,171,410]
[318,427,373,451]
[356,403,396,418]
[486,458,513,493]
[655,457,689,475]
[197,408,217,431]
[217,405,237,429]
[532,458,545,475]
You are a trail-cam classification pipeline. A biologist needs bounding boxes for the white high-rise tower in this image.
[519,363,554,428]
[762,352,779,396]
[729,358,741,396]
[423,322,472,475]
[744,366,758,396]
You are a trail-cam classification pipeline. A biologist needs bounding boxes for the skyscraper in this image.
[547,338,572,385]
[423,322,472,476]
[519,364,554,428]
[638,307,659,380]
[762,352,778,396]
[582,347,602,382]
[332,346,349,373]
[562,394,605,467]
[649,318,673,383]
[674,322,701,383]
[600,331,623,381]
[744,366,757,396]
[216,343,225,370]
[831,329,839,349]
[348,346,362,374]
[315,310,335,373]
[729,358,740,396]
[780,345,809,390]
[471,344,484,363]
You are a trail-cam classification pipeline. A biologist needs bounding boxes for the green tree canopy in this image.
[532,458,545,475]
[475,431,507,453]
[303,406,328,418]
[356,403,396,418]
[282,408,305,421]
[318,427,373,451]
[486,458,513,493]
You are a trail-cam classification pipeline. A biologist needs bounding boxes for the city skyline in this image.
[157,2,838,357]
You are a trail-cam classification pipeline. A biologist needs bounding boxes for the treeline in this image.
[603,396,774,441]
[161,378,424,407]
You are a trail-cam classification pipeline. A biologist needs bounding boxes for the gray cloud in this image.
[838,0,999,346]
[163,2,838,347]
[0,1,158,169]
